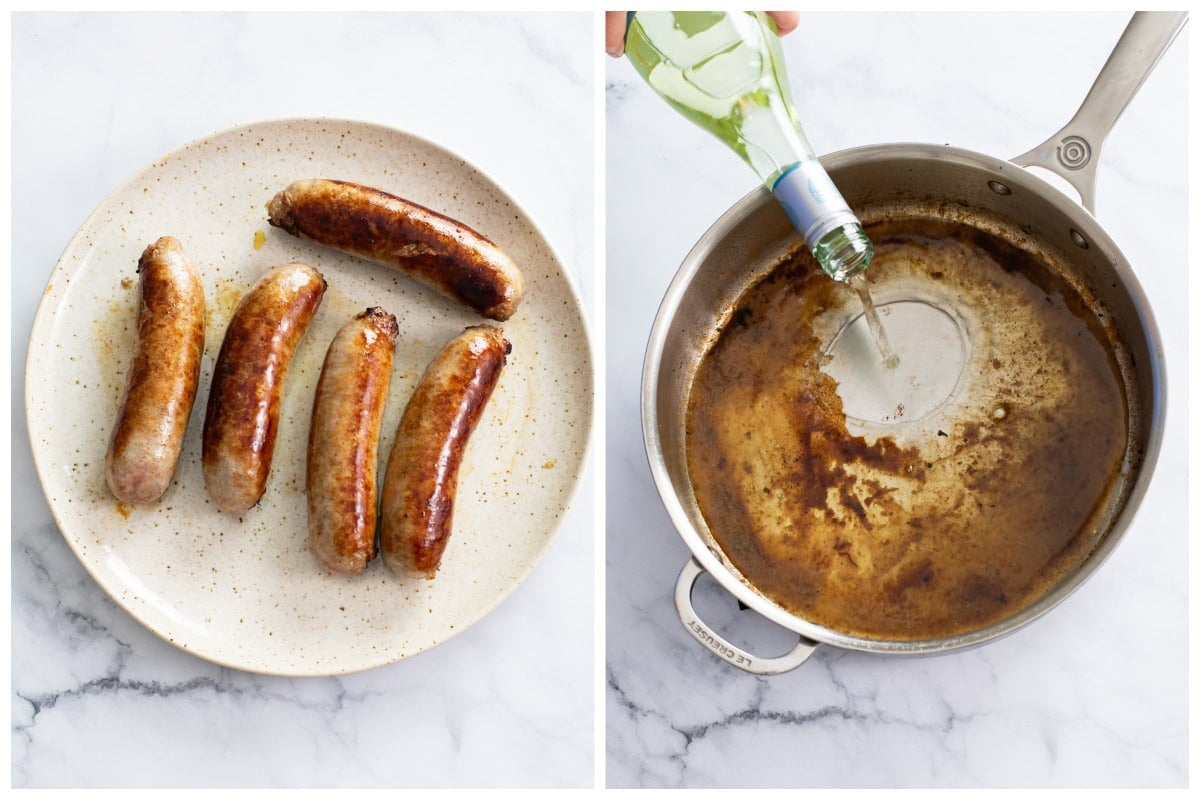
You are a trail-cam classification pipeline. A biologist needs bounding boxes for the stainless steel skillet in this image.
[642,12,1186,674]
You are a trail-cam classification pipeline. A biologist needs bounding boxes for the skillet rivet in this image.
[1070,229,1089,249]
[987,181,1011,196]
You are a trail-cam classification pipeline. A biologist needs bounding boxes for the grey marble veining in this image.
[12,11,594,789]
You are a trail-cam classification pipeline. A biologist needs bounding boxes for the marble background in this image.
[11,12,595,788]
[606,12,1188,788]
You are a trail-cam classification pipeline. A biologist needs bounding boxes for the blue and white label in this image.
[772,160,856,246]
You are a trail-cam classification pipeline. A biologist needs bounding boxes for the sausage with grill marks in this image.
[380,325,510,578]
[202,262,326,514]
[267,178,524,321]
[105,236,206,504]
[307,307,398,575]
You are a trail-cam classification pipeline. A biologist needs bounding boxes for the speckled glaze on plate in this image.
[25,118,593,676]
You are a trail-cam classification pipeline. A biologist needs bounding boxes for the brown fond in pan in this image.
[685,214,1135,640]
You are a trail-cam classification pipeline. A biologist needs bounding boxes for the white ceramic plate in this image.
[25,118,593,676]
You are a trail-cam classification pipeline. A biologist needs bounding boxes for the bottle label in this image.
[772,160,857,246]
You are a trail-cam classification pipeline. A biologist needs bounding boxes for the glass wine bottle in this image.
[625,10,873,282]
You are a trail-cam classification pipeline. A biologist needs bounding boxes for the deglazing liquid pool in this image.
[685,216,1134,640]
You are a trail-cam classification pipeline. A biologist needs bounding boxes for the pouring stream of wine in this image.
[848,272,899,368]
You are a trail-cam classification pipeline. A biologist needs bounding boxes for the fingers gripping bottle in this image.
[625,11,873,282]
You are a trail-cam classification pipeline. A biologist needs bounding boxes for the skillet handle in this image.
[674,557,818,675]
[1011,11,1187,214]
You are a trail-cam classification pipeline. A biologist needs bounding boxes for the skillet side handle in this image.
[674,558,818,675]
[1011,11,1188,214]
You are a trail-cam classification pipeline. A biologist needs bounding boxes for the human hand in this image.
[606,11,800,57]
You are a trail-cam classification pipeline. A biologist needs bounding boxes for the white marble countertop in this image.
[11,12,594,788]
[606,12,1188,788]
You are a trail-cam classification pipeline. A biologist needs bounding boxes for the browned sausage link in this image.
[202,262,326,514]
[266,179,525,321]
[307,307,398,574]
[105,236,206,504]
[381,325,510,578]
